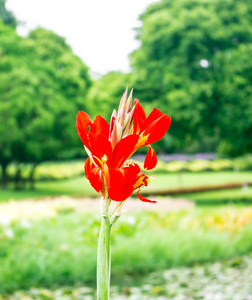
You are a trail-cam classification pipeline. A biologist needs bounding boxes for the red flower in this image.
[76,89,171,203]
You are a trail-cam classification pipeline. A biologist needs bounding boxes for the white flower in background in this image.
[0,214,11,226]
[200,59,209,68]
[127,215,136,225]
[60,244,69,251]
[20,219,32,228]
[4,229,14,239]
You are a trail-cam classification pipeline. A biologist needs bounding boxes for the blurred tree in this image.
[213,44,252,156]
[0,23,92,188]
[26,28,92,162]
[86,71,131,122]
[0,20,24,187]
[130,0,252,155]
[0,0,17,27]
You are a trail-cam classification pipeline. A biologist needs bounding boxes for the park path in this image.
[0,196,194,222]
[74,196,194,212]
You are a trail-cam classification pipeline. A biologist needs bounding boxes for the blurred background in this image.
[0,0,252,299]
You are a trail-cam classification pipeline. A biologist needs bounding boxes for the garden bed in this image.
[1,253,252,299]
[1,199,252,293]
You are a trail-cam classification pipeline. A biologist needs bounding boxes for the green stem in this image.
[97,215,111,300]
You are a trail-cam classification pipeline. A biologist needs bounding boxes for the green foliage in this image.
[1,252,252,299]
[0,0,16,28]
[213,43,252,155]
[86,72,131,121]
[28,29,91,109]
[130,0,252,155]
[0,22,91,178]
[34,160,85,181]
[1,205,252,292]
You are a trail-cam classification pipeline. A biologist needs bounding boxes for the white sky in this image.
[6,0,158,75]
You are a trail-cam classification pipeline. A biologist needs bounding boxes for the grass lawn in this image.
[179,186,252,204]
[0,171,251,201]
[143,171,251,192]
[0,177,96,201]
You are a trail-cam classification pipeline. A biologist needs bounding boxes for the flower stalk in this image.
[97,196,126,299]
[97,211,111,300]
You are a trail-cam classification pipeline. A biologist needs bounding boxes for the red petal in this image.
[89,169,103,193]
[76,111,92,147]
[132,162,141,173]
[137,192,157,203]
[144,146,157,170]
[143,114,171,145]
[90,115,110,138]
[89,134,112,167]
[108,164,139,201]
[133,100,146,134]
[84,158,102,193]
[144,108,163,128]
[110,134,139,169]
[84,157,93,180]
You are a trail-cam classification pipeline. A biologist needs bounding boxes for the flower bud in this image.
[126,89,133,113]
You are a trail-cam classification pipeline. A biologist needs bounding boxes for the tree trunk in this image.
[1,162,8,189]
[14,164,22,190]
[29,162,38,190]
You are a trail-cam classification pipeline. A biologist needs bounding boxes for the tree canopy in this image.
[0,21,92,186]
[130,0,252,155]
[86,72,131,122]
[0,0,16,27]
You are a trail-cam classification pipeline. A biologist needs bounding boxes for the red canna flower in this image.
[76,89,171,203]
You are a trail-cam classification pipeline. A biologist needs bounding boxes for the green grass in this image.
[179,187,252,204]
[0,177,96,201]
[1,204,252,293]
[143,171,251,192]
[0,171,251,201]
[2,253,252,299]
